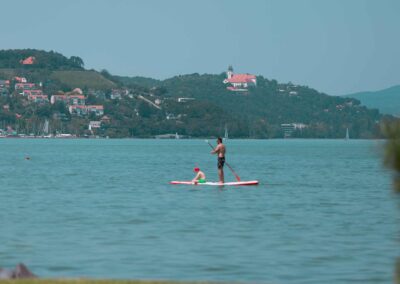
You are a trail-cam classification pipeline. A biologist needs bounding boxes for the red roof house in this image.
[15,83,36,91]
[27,94,49,104]
[50,94,69,104]
[223,66,257,91]
[14,77,27,83]
[20,56,36,65]
[86,105,104,116]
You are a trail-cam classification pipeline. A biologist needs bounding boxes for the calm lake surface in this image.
[0,139,399,284]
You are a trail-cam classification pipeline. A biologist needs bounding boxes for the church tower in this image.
[227,65,234,79]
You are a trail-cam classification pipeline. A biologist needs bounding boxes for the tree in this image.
[382,120,400,191]
[51,101,69,114]
[69,56,84,68]
[137,101,154,118]
[36,104,52,118]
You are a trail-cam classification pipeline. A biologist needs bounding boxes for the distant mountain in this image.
[343,85,400,117]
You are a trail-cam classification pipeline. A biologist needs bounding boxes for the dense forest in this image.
[0,49,84,70]
[118,73,391,138]
[0,49,397,138]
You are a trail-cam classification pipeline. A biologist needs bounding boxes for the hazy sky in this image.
[1,0,399,95]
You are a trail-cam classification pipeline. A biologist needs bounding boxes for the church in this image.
[223,66,257,91]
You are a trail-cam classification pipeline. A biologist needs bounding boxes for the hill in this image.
[142,73,387,138]
[113,75,161,88]
[343,85,400,117]
[0,49,397,138]
[51,71,116,90]
[0,49,84,70]
[0,49,116,90]
[0,68,116,91]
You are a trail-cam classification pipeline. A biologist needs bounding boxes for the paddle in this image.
[205,140,241,181]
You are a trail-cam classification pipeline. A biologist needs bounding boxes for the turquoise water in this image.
[0,139,398,283]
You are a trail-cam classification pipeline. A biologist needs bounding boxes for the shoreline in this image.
[0,135,387,140]
[0,279,218,284]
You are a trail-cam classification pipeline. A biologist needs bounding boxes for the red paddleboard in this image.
[170,180,259,186]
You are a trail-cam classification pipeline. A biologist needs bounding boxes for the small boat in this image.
[345,128,349,140]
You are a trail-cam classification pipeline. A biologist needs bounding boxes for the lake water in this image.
[0,139,399,284]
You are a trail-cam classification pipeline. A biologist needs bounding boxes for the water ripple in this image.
[0,139,397,284]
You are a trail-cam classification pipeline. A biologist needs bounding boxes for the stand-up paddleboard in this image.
[170,180,259,186]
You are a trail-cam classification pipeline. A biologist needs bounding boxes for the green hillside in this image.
[0,49,84,70]
[151,73,386,138]
[0,49,398,138]
[114,75,161,88]
[0,68,17,78]
[51,71,116,89]
[0,68,116,91]
[0,49,116,90]
[344,85,400,117]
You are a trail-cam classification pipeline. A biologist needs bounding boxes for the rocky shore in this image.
[0,263,36,279]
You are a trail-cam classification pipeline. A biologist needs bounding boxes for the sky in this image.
[0,0,399,95]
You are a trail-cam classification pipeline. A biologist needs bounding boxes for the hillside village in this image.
[0,75,169,137]
[1,64,302,138]
[0,50,395,139]
[0,58,254,138]
[0,54,170,137]
[0,72,108,137]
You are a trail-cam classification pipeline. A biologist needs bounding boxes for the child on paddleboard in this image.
[192,167,206,184]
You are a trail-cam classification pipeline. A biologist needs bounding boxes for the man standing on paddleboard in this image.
[211,137,226,183]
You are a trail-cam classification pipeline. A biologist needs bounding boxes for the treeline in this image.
[142,73,390,138]
[100,98,244,138]
[0,49,84,70]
